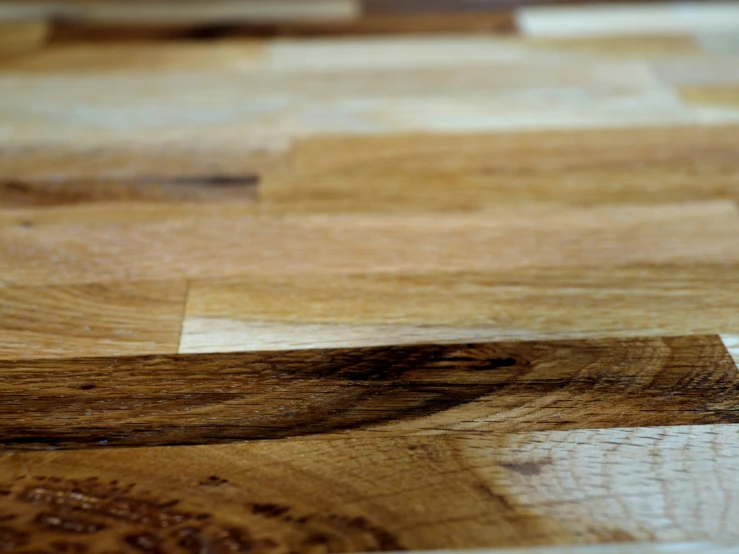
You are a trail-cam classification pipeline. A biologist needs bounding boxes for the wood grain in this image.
[2,202,738,286]
[261,125,739,214]
[0,425,738,552]
[722,335,739,367]
[1,335,737,449]
[0,281,188,359]
[181,266,739,351]
[518,2,739,37]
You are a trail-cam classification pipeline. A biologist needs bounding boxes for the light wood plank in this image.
[180,319,518,353]
[1,425,739,551]
[1,202,738,286]
[181,266,739,352]
[518,2,739,37]
[679,86,739,109]
[0,281,188,359]
[654,57,739,87]
[722,335,739,367]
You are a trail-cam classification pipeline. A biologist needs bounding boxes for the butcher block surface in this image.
[1,1,739,553]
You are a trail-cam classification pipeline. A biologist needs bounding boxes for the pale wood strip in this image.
[654,57,739,87]
[518,2,739,37]
[0,281,188,359]
[698,32,739,55]
[181,266,739,353]
[180,319,508,353]
[0,425,738,550]
[722,335,739,367]
[1,202,738,286]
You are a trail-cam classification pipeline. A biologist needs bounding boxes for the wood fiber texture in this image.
[1,1,739,553]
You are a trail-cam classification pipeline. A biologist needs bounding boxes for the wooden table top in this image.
[1,1,739,553]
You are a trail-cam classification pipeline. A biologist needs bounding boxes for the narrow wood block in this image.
[0,425,738,551]
[0,281,188,360]
[0,335,737,449]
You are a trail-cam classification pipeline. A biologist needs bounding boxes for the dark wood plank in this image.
[48,13,515,41]
[0,335,736,450]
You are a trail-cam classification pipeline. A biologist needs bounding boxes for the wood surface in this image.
[2,334,737,449]
[1,425,739,552]
[1,1,739,553]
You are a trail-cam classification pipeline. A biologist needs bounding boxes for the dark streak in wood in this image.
[0,175,259,206]
[0,335,736,450]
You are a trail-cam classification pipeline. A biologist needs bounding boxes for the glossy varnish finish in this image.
[1,1,739,553]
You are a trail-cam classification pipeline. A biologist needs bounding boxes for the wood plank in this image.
[2,202,738,286]
[181,266,739,352]
[679,86,739,109]
[722,335,739,367]
[1,335,737,449]
[654,57,739,87]
[0,425,738,551]
[518,2,739,37]
[0,281,188,359]
[261,126,739,214]
[0,54,668,147]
